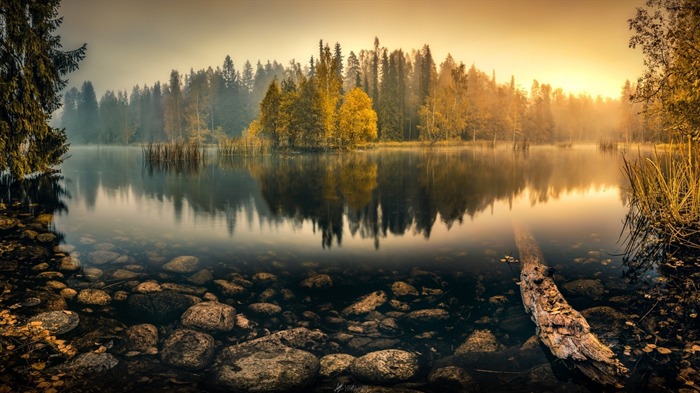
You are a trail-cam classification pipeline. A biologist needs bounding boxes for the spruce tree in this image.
[0,0,86,179]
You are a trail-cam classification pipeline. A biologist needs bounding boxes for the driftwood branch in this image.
[513,222,628,387]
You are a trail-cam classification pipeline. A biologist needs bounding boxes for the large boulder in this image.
[181,301,236,332]
[349,349,420,384]
[160,329,215,370]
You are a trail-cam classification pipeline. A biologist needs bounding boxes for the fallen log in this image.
[513,223,628,387]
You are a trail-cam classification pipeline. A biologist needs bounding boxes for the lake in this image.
[3,144,677,392]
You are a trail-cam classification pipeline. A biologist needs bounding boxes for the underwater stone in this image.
[319,353,356,377]
[125,323,158,353]
[342,291,387,317]
[89,250,120,265]
[77,289,111,306]
[162,255,200,273]
[160,328,215,370]
[391,281,419,297]
[181,301,236,332]
[454,329,503,354]
[349,349,420,384]
[29,310,79,335]
[300,274,333,290]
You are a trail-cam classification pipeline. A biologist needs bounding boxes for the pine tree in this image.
[259,79,282,147]
[0,0,86,179]
[77,81,99,143]
[61,87,80,140]
[164,70,183,140]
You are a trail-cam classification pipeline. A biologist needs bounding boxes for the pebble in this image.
[89,250,120,264]
[391,281,419,297]
[300,274,333,290]
[319,353,356,377]
[28,310,80,335]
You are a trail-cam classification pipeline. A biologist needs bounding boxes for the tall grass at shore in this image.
[217,136,272,157]
[142,140,206,175]
[622,139,700,262]
[142,140,205,163]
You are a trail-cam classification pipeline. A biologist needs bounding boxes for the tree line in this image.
[61,37,658,147]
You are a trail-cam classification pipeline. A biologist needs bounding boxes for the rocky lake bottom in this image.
[2,206,700,393]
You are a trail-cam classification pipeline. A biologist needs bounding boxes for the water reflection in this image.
[57,145,628,253]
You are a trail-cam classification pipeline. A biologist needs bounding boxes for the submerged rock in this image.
[252,272,277,286]
[89,251,120,265]
[162,255,200,273]
[160,328,215,370]
[206,344,319,393]
[454,329,503,354]
[402,308,450,326]
[428,366,477,392]
[248,302,282,316]
[391,281,419,297]
[77,289,111,306]
[349,349,420,384]
[28,310,79,335]
[300,274,333,290]
[342,291,387,317]
[561,279,605,299]
[213,280,247,296]
[125,323,158,353]
[54,352,119,375]
[181,301,236,332]
[126,291,196,324]
[319,353,356,378]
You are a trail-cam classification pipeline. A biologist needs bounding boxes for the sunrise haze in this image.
[57,0,645,100]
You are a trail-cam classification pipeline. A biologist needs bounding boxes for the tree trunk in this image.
[513,222,628,387]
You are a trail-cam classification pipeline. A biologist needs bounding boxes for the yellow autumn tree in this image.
[336,88,378,148]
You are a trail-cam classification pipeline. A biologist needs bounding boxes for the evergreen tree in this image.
[76,81,99,143]
[61,87,80,140]
[98,90,120,143]
[0,0,86,179]
[164,70,183,140]
[259,79,282,147]
[151,82,165,140]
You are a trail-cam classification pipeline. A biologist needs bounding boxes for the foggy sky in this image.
[57,0,645,99]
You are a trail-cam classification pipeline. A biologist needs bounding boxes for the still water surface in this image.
[56,145,629,273]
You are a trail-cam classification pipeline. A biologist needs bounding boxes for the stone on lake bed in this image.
[454,329,503,354]
[214,280,247,296]
[160,329,215,370]
[247,302,282,316]
[342,291,387,317]
[53,352,119,375]
[0,216,19,230]
[162,255,200,273]
[402,308,450,325]
[28,310,79,335]
[58,256,81,271]
[252,272,277,285]
[349,349,420,384]
[206,344,319,393]
[561,279,606,299]
[125,323,158,353]
[319,353,356,377]
[428,366,477,392]
[111,269,142,280]
[300,274,333,290]
[77,289,111,306]
[135,281,162,293]
[36,232,56,243]
[89,250,120,264]
[391,281,419,297]
[181,301,236,332]
[126,291,197,324]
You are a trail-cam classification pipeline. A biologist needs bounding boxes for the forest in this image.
[60,37,656,147]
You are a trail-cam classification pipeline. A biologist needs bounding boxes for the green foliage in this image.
[0,0,86,180]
